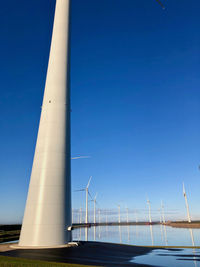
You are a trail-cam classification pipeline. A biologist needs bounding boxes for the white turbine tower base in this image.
[19,0,71,247]
[147,199,152,224]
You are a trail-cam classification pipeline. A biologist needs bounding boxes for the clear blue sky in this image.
[0,0,200,224]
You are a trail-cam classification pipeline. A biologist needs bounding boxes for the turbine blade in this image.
[155,0,165,10]
[183,182,186,196]
[94,193,98,200]
[87,176,92,189]
[71,156,91,160]
[88,190,93,200]
[74,189,85,192]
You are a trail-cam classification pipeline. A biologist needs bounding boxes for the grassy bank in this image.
[166,221,200,228]
[0,230,20,243]
[0,256,97,267]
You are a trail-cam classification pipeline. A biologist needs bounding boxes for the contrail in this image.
[71,156,91,160]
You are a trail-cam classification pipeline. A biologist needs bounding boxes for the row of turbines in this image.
[147,182,193,224]
[73,176,192,226]
[72,178,197,247]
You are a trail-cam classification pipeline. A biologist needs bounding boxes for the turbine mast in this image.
[85,176,92,224]
[147,199,152,224]
[161,200,166,224]
[118,205,121,224]
[19,0,71,247]
[183,183,192,223]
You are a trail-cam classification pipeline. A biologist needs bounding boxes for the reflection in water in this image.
[190,228,195,247]
[161,201,168,246]
[118,225,122,243]
[105,210,108,235]
[79,207,82,241]
[127,225,130,243]
[147,201,154,244]
[79,227,82,241]
[133,248,200,267]
[189,228,197,267]
[73,225,200,248]
[85,227,88,241]
[163,224,168,246]
[72,225,200,267]
[134,210,139,237]
[126,208,130,243]
[94,225,96,241]
[149,224,154,246]
[159,212,164,242]
[98,209,101,239]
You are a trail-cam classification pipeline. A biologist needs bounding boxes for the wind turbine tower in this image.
[183,182,192,223]
[126,207,129,224]
[147,199,152,223]
[75,176,92,224]
[19,0,71,247]
[86,176,92,224]
[118,205,121,224]
[161,200,166,224]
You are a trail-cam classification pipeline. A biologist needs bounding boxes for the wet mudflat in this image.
[0,241,153,266]
[1,242,200,266]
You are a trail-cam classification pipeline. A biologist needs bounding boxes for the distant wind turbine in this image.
[79,207,82,224]
[118,205,121,224]
[135,209,138,223]
[147,198,152,223]
[183,182,192,223]
[161,200,168,245]
[75,176,93,224]
[161,200,166,224]
[126,207,129,224]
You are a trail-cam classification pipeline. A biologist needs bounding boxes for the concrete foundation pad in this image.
[0,244,17,252]
[10,242,79,250]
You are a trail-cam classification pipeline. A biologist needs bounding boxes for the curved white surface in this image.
[19,0,71,247]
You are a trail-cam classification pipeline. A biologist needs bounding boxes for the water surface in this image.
[73,225,200,266]
[133,248,200,267]
[73,225,200,247]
